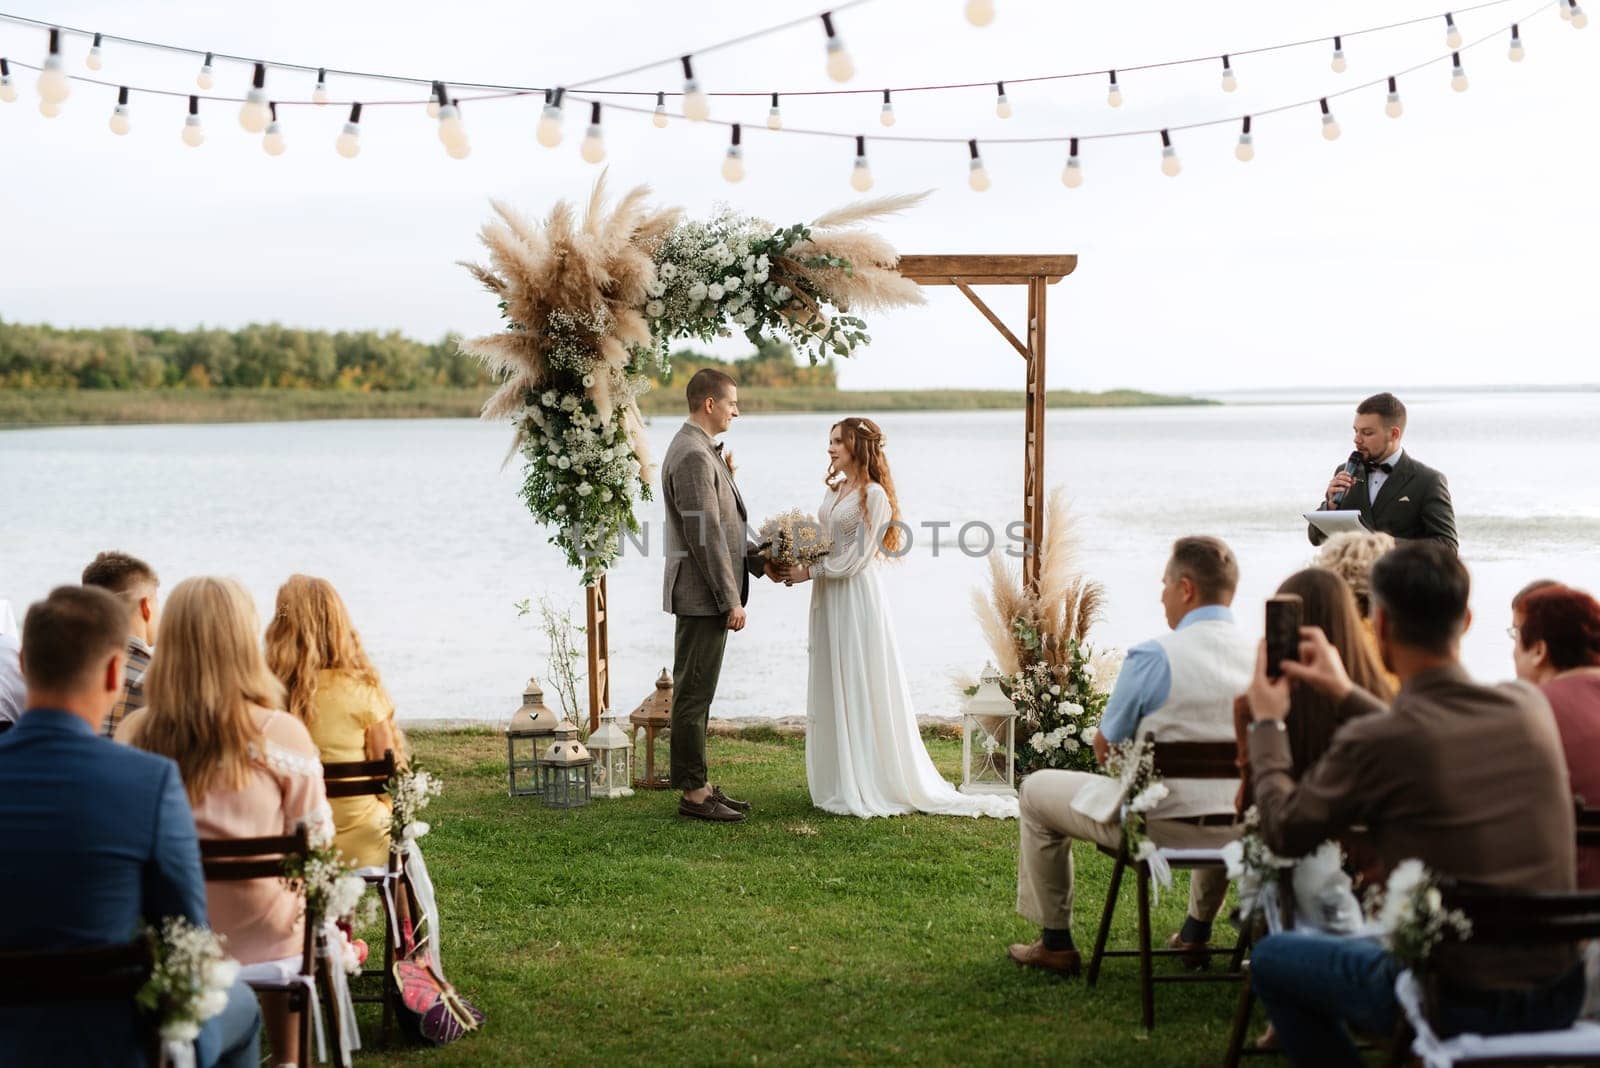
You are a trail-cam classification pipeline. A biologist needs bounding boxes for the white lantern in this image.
[960,661,1018,796]
[587,706,634,799]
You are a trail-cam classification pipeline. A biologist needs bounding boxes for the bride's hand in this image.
[783,564,811,586]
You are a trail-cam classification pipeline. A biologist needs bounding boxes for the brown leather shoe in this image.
[1007,940,1082,978]
[678,796,747,823]
[1165,931,1212,970]
[710,786,752,814]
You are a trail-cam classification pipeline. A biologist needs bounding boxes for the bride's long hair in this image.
[824,417,905,555]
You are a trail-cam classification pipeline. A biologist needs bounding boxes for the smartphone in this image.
[1265,594,1303,679]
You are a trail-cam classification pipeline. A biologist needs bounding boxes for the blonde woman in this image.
[265,575,403,870]
[783,418,1017,820]
[119,576,331,1068]
[1312,530,1399,691]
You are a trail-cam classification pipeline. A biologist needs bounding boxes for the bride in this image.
[782,418,1017,820]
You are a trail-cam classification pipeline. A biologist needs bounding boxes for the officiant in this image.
[1308,392,1458,551]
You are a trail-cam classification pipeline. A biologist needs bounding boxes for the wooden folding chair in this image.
[1084,740,1247,1032]
[0,939,166,1063]
[200,822,344,1067]
[322,748,404,1043]
[1575,797,1600,849]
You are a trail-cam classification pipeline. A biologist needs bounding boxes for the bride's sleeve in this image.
[811,485,891,581]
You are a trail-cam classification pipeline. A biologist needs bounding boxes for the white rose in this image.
[546,455,558,466]
[647,280,666,297]
[600,488,613,502]
[554,504,566,514]
[645,300,665,318]
[687,282,707,302]
[601,448,616,461]
[743,254,756,270]
[1065,737,1079,752]
[723,276,741,290]
[561,395,579,412]
[757,253,770,271]
[752,269,769,284]
[660,263,678,281]
[1028,732,1046,750]
[541,390,557,406]
[557,457,571,469]
[1050,685,1062,696]
[1080,725,1098,743]
[581,374,595,388]
[577,483,593,497]
[706,283,725,301]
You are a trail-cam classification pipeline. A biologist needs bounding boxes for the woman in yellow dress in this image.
[265,575,404,870]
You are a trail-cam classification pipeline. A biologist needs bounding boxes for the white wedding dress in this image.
[804,482,1018,820]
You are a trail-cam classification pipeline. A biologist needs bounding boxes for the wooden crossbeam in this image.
[951,278,1030,360]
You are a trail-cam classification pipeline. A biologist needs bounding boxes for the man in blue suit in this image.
[0,585,261,1067]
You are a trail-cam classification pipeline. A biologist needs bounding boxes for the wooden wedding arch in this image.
[582,253,1079,731]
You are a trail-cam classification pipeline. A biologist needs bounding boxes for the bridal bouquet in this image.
[136,916,239,1048]
[1365,858,1471,971]
[757,509,832,569]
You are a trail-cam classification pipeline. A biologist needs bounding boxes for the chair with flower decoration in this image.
[0,939,168,1064]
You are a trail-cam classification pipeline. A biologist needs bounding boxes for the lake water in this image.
[3,391,1597,725]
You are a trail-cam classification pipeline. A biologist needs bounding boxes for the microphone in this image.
[1331,450,1362,508]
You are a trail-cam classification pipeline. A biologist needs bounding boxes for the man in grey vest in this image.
[660,368,776,823]
[1008,536,1253,976]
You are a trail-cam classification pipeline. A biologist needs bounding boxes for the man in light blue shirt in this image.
[1096,603,1240,749]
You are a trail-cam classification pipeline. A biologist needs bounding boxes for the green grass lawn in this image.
[352,729,1265,1067]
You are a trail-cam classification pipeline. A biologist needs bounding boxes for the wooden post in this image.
[1023,274,1049,595]
[584,574,610,735]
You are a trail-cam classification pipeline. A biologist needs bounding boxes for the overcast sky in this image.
[1,0,1594,393]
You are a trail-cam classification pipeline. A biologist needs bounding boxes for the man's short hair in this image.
[81,551,159,597]
[1369,542,1470,655]
[685,368,737,412]
[1356,392,1407,431]
[21,585,129,692]
[1167,536,1239,603]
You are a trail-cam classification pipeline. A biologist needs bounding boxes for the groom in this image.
[660,368,776,823]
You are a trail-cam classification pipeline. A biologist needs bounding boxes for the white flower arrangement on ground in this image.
[1221,806,1298,921]
[137,916,240,1045]
[1365,858,1472,971]
[1104,737,1167,863]
[757,509,832,569]
[390,766,444,852]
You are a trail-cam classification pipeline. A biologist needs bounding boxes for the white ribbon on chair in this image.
[318,923,361,1065]
[404,844,442,971]
[163,1038,196,1068]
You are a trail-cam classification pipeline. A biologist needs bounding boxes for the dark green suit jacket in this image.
[1308,451,1458,550]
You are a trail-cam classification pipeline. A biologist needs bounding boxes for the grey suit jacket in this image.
[1308,450,1458,551]
[660,422,763,617]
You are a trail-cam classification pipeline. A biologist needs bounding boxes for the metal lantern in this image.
[960,661,1018,797]
[629,668,674,790]
[506,675,560,798]
[537,720,593,808]
[587,706,634,800]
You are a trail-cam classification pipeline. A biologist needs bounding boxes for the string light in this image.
[821,12,854,82]
[767,92,782,130]
[721,123,745,182]
[0,58,17,104]
[445,98,470,158]
[965,0,996,26]
[1331,36,1347,73]
[37,28,69,116]
[652,90,668,128]
[994,80,1012,118]
[1445,13,1463,48]
[850,134,873,190]
[1159,128,1180,176]
[1235,116,1254,161]
[426,80,442,118]
[1106,69,1122,108]
[581,101,606,162]
[537,87,565,147]
[196,51,214,91]
[1562,0,1573,18]
[1451,52,1469,91]
[1570,0,1589,28]
[86,32,103,71]
[336,102,362,158]
[108,85,130,135]
[438,83,471,158]
[967,138,990,191]
[1320,97,1341,140]
[1386,75,1404,117]
[681,56,710,121]
[1508,24,1526,60]
[181,94,204,147]
[263,101,286,155]
[314,68,329,105]
[1061,136,1082,188]
[239,62,270,132]
[1220,55,1237,93]
[879,89,895,126]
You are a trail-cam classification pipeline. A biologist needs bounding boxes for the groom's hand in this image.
[726,605,747,632]
[763,561,784,583]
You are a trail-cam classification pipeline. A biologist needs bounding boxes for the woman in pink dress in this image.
[120,576,331,1068]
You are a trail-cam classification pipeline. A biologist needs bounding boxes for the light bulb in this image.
[722,124,744,182]
[994,81,1012,118]
[1106,70,1122,108]
[0,58,15,103]
[108,86,130,135]
[1234,118,1253,162]
[1159,130,1181,177]
[681,56,710,121]
[196,52,214,91]
[580,101,605,163]
[965,0,996,26]
[335,102,361,158]
[536,89,564,147]
[314,69,329,105]
[822,13,854,82]
[1562,0,1573,18]
[1061,138,1082,188]
[967,139,990,191]
[767,93,781,130]
[1331,37,1347,74]
[1572,3,1589,28]
[446,137,470,160]
[850,136,873,191]
[1221,56,1237,93]
[239,62,270,133]
[182,96,204,147]
[38,29,70,107]
[1451,54,1469,92]
[1445,16,1463,49]
[1385,76,1404,119]
[652,90,668,128]
[1509,26,1526,60]
[39,99,59,118]
[1320,98,1341,141]
[440,107,471,156]
[86,33,103,71]
[263,124,285,156]
[879,90,895,126]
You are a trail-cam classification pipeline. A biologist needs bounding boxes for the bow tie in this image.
[1364,460,1394,474]
[714,441,724,452]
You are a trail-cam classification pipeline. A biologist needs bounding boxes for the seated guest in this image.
[120,576,329,1068]
[82,550,162,738]
[1244,543,1582,1066]
[0,586,260,1067]
[1312,530,1398,691]
[1511,582,1600,889]
[1232,567,1392,812]
[1008,536,1253,976]
[265,575,404,870]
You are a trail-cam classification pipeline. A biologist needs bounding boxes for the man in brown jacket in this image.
[1242,542,1583,1065]
[660,368,774,823]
